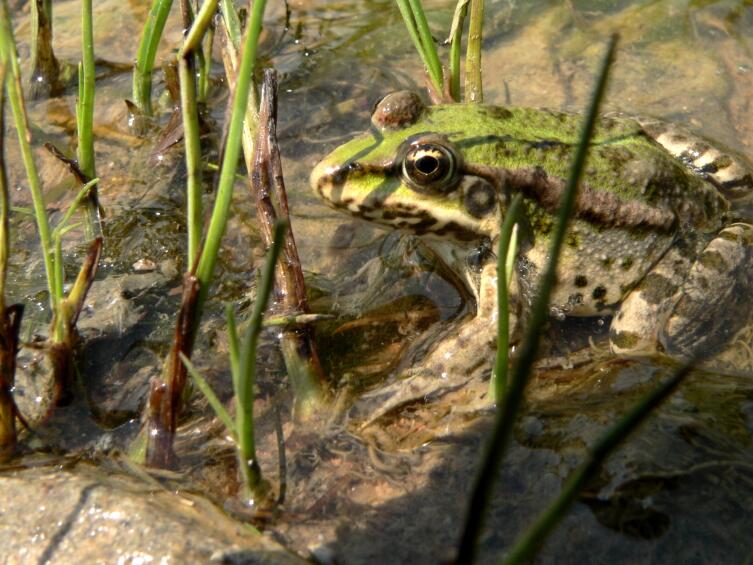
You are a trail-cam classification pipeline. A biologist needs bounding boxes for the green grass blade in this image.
[194,0,268,318]
[132,0,174,116]
[198,26,214,102]
[236,220,286,497]
[77,0,95,179]
[490,193,522,403]
[51,178,98,239]
[180,352,237,439]
[225,303,240,393]
[220,0,242,51]
[0,59,8,304]
[181,0,219,56]
[394,0,443,95]
[463,0,483,103]
[447,0,468,102]
[407,0,444,93]
[178,55,203,267]
[455,34,618,563]
[0,0,59,312]
[502,362,692,564]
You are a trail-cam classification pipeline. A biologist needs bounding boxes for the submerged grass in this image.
[0,1,60,329]
[141,0,270,466]
[501,361,694,564]
[0,59,20,460]
[76,0,99,238]
[194,0,268,309]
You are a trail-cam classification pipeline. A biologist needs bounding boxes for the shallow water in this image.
[4,0,753,563]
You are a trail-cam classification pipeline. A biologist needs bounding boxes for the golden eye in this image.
[402,142,459,193]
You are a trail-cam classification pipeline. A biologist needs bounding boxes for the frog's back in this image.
[426,104,727,230]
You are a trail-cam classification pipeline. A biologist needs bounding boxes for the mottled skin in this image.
[311,91,753,417]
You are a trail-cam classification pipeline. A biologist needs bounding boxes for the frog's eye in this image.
[402,142,459,193]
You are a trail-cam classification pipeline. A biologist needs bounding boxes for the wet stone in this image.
[0,464,306,564]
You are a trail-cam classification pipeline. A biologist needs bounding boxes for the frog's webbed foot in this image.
[660,223,753,366]
[612,223,753,370]
[350,326,496,425]
[350,313,501,426]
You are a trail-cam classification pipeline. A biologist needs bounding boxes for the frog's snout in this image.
[310,158,346,205]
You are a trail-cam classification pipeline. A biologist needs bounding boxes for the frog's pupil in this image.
[416,154,439,175]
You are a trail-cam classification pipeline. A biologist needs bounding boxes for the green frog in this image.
[311,91,753,417]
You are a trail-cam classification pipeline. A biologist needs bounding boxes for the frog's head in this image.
[310,91,503,243]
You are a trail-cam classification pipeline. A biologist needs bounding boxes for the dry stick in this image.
[251,70,327,420]
[146,274,200,468]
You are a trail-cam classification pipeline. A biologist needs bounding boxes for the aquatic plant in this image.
[396,0,484,102]
[0,0,102,413]
[28,0,61,98]
[138,0,270,467]
[0,59,24,461]
[131,0,173,119]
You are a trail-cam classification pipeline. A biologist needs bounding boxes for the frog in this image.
[310,90,753,419]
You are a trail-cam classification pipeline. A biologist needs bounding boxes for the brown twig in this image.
[144,273,200,468]
[250,70,327,420]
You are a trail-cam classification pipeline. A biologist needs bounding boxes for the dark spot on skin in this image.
[592,285,607,300]
[621,256,634,270]
[575,275,588,287]
[433,221,479,241]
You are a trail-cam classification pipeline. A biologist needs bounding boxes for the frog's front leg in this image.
[611,223,753,365]
[350,258,517,424]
